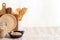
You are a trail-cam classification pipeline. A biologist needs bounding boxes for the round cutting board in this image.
[1,14,17,32]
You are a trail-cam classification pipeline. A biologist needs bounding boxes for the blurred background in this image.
[0,0,60,27]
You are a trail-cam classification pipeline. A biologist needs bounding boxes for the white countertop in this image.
[1,27,60,40]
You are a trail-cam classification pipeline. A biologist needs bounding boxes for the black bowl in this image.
[9,31,24,38]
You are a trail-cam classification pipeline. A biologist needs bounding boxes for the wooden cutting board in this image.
[0,3,18,32]
[0,14,17,32]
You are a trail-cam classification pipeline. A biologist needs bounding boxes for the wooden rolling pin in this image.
[6,7,12,14]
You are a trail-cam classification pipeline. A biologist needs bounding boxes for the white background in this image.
[0,0,60,27]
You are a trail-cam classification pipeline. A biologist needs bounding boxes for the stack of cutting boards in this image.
[0,3,27,32]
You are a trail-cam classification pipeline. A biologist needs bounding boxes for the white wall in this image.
[19,0,60,27]
[0,0,60,27]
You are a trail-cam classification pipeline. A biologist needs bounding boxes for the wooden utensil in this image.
[6,7,12,14]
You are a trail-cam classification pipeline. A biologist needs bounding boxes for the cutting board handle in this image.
[2,3,6,7]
